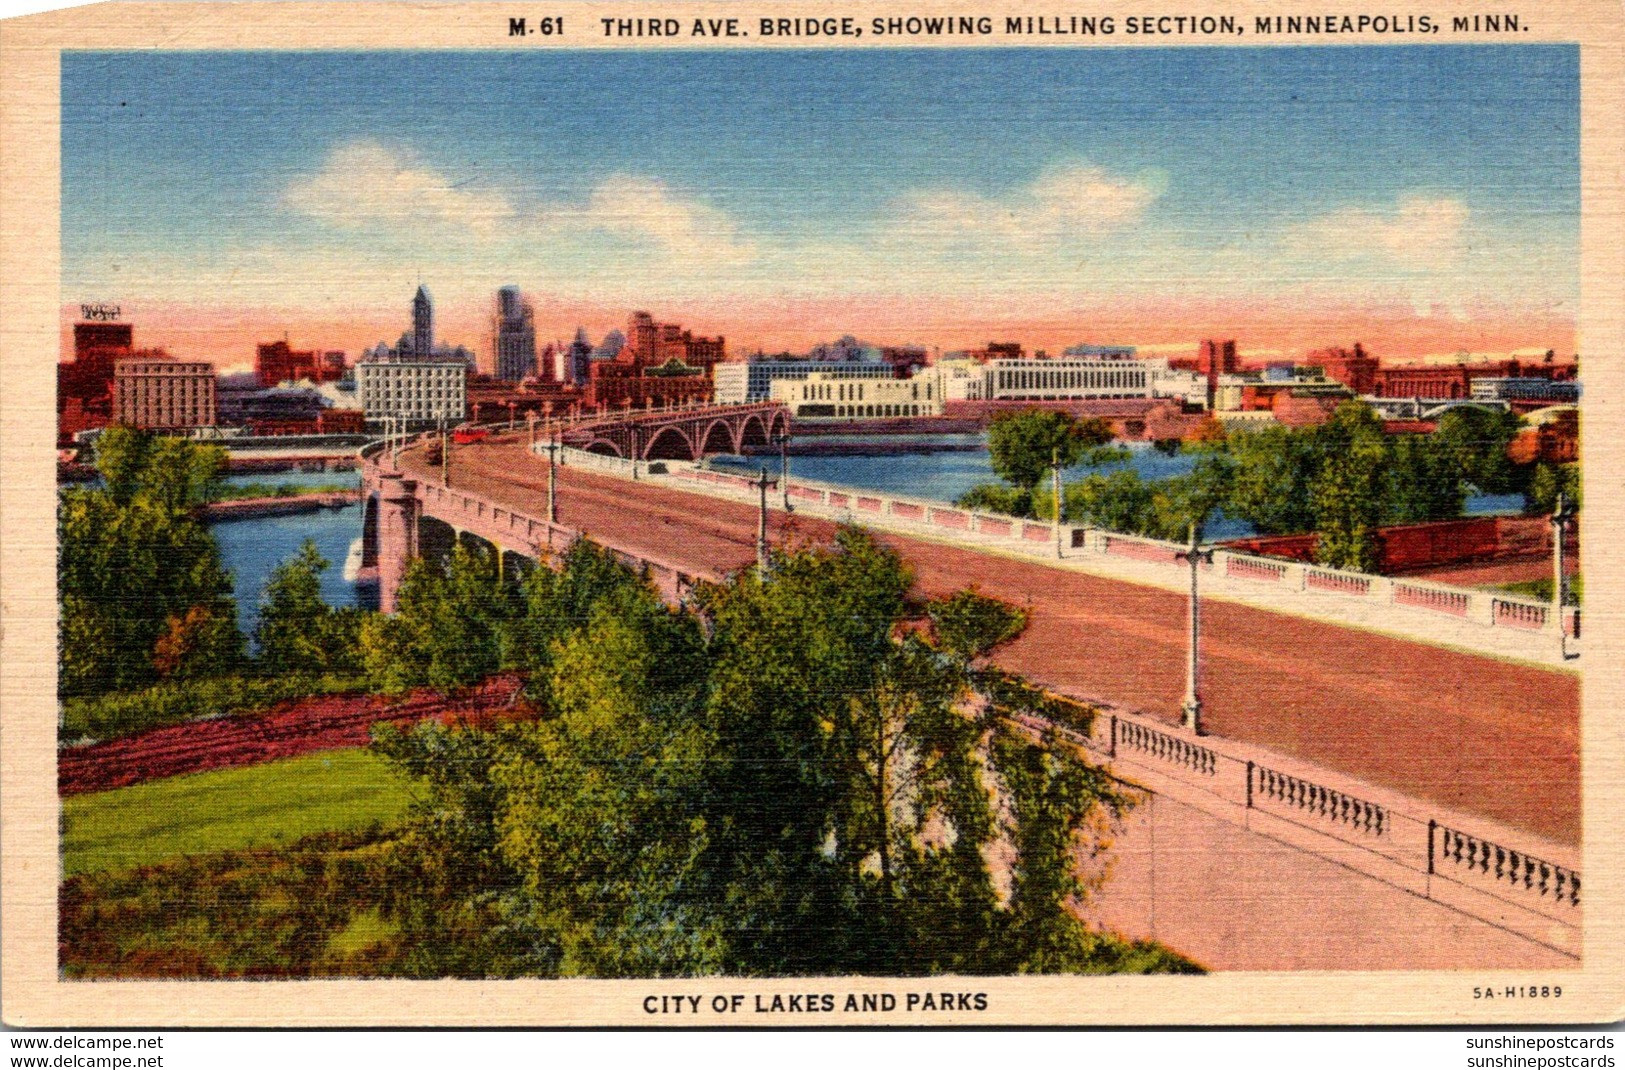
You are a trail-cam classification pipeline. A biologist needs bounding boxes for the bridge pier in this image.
[376,472,419,614]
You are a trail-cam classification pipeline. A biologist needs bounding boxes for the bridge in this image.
[557,401,788,461]
[355,413,1581,971]
[358,405,787,612]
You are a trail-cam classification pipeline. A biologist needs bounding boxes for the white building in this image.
[1151,367,1207,407]
[356,358,468,428]
[716,358,900,404]
[975,357,1163,401]
[771,371,943,419]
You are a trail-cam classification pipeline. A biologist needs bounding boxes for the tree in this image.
[359,544,511,694]
[991,729,1137,973]
[256,541,334,674]
[58,438,241,697]
[368,528,1194,977]
[1224,423,1318,534]
[1383,433,1463,524]
[1060,470,1158,535]
[493,589,721,976]
[955,482,1032,518]
[90,424,153,507]
[987,410,1113,496]
[1433,406,1524,496]
[1309,402,1388,571]
[255,540,365,676]
[1527,462,1581,515]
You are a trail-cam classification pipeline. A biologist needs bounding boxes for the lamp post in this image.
[778,430,792,510]
[544,434,560,525]
[438,417,450,488]
[752,465,773,578]
[1552,492,1577,657]
[630,427,639,481]
[1176,521,1214,735]
[527,410,537,453]
[507,400,516,431]
[1051,446,1063,560]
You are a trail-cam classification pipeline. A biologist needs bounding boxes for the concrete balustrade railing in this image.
[656,461,1573,648]
[1005,689,1579,956]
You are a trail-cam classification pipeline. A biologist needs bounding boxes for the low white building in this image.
[975,357,1164,401]
[1152,367,1207,407]
[771,371,943,419]
[356,357,468,428]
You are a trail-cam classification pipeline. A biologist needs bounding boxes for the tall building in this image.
[412,285,434,358]
[564,328,594,385]
[61,321,133,409]
[356,285,475,427]
[114,353,217,430]
[493,286,538,382]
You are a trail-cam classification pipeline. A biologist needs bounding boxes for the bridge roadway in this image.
[405,434,1580,847]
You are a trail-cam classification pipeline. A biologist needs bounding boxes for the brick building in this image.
[255,341,345,387]
[59,322,134,438]
[114,353,217,430]
[1372,356,1574,400]
[1312,343,1378,396]
[624,311,725,370]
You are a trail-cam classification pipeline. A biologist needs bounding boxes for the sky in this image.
[61,45,1579,372]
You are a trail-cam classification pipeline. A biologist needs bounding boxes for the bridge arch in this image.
[699,419,737,456]
[360,492,380,568]
[418,515,457,569]
[644,425,695,461]
[585,439,623,458]
[737,413,769,450]
[767,409,792,441]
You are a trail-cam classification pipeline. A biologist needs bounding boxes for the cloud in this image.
[1281,195,1469,271]
[282,141,515,236]
[283,143,756,270]
[563,175,756,265]
[895,162,1162,242]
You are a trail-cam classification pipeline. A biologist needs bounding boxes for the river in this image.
[209,469,369,637]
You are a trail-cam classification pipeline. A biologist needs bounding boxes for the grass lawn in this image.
[62,749,415,877]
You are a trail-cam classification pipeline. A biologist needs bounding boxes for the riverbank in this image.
[59,454,359,484]
[200,491,359,523]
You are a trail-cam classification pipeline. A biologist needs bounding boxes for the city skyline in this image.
[63,45,1579,370]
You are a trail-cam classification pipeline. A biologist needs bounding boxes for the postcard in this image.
[2,0,1622,1028]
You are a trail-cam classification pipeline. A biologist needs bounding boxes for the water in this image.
[707,435,1522,541]
[209,470,368,636]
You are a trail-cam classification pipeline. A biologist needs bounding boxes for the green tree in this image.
[987,410,1113,497]
[256,541,335,674]
[1224,423,1319,534]
[992,729,1137,973]
[1059,470,1158,535]
[1433,406,1524,496]
[255,540,365,676]
[90,424,153,507]
[1383,433,1463,524]
[955,482,1032,518]
[1527,462,1581,515]
[359,544,511,694]
[493,589,721,976]
[1309,402,1388,571]
[59,438,241,697]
